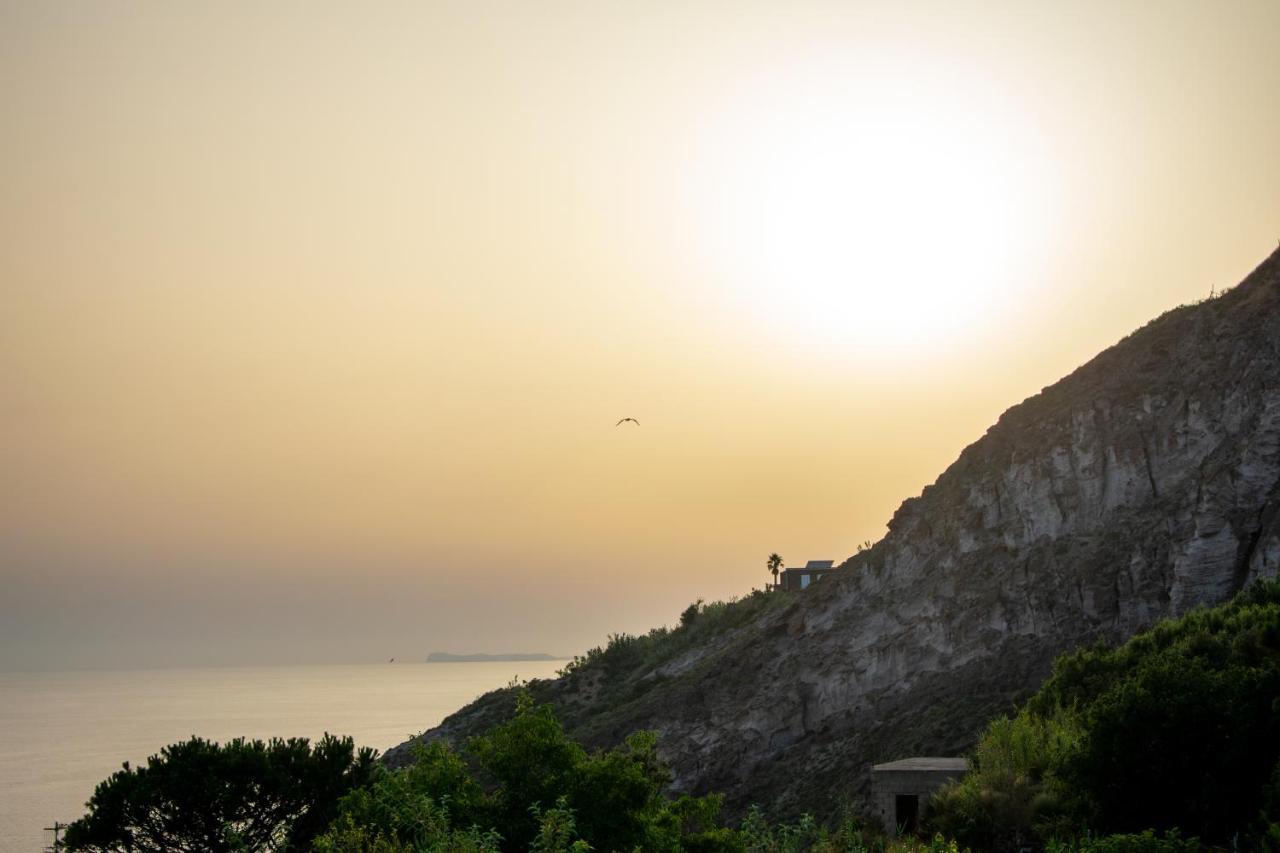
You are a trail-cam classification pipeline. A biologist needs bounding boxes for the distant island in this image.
[426,652,565,663]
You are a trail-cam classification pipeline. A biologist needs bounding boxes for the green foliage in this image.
[929,577,1280,848]
[311,741,494,852]
[313,810,502,852]
[557,590,787,698]
[926,708,1082,849]
[668,795,747,853]
[734,807,945,853]
[892,838,965,853]
[63,734,377,852]
[559,631,655,681]
[1043,828,1199,853]
[564,730,677,851]
[327,691,731,852]
[682,600,704,627]
[741,809,827,852]
[74,584,1280,853]
[1044,578,1280,840]
[527,798,590,853]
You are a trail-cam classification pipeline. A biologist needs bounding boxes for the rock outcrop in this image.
[389,249,1280,818]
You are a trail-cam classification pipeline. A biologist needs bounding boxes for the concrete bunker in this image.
[870,757,968,837]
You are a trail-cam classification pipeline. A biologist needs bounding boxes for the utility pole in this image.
[44,820,68,852]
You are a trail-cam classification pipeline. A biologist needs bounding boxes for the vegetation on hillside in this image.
[65,580,1280,851]
[312,691,961,852]
[555,588,791,700]
[312,691,738,852]
[927,577,1280,850]
[377,586,804,779]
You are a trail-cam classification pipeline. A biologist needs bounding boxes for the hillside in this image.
[388,248,1280,819]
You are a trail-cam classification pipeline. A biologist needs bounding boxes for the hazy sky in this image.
[3,0,1278,670]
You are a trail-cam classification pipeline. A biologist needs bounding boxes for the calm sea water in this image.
[0,661,564,852]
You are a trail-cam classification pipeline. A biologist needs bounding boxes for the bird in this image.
[388,657,395,663]
[615,417,639,426]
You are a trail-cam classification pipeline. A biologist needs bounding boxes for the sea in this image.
[0,660,565,852]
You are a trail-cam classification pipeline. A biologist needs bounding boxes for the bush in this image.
[558,590,788,686]
[527,798,590,853]
[926,708,1082,849]
[314,810,502,852]
[311,741,493,851]
[327,691,733,852]
[929,578,1280,848]
[736,807,911,853]
[63,734,377,852]
[1046,579,1280,840]
[1044,828,1199,852]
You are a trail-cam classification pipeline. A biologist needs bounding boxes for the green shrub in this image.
[930,578,1280,848]
[1045,579,1280,839]
[558,590,788,687]
[1044,828,1199,852]
[326,691,731,852]
[313,810,502,852]
[312,741,493,851]
[736,807,911,852]
[926,708,1082,849]
[63,734,377,852]
[527,798,590,853]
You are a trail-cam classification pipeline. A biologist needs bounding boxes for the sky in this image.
[2,0,1279,670]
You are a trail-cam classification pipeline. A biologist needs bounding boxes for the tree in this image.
[928,578,1280,848]
[63,734,377,852]
[680,599,703,627]
[767,553,784,590]
[324,692,736,852]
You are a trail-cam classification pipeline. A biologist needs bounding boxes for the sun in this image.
[686,55,1054,359]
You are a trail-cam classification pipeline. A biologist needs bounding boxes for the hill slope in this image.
[388,249,1280,818]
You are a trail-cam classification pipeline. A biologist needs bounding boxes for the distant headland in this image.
[425,652,565,663]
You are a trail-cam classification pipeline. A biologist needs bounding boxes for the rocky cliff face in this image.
[390,249,1280,818]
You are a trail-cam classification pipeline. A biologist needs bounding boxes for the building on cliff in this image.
[778,560,835,591]
[870,757,968,837]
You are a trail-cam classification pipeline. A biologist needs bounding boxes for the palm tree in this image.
[767,553,784,591]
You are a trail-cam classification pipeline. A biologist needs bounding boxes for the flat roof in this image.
[871,757,968,772]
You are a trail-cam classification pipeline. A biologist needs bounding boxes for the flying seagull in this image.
[616,417,639,426]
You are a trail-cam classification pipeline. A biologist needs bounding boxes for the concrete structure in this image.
[778,560,835,591]
[870,757,968,837]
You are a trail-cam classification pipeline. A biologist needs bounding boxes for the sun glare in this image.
[688,56,1054,358]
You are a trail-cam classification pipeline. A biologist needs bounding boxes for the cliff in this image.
[388,249,1280,818]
